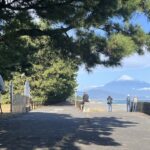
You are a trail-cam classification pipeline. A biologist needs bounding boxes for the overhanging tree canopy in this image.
[1,0,150,78]
[2,35,78,104]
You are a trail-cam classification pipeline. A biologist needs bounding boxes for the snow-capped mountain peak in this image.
[78,75,150,100]
[117,75,134,81]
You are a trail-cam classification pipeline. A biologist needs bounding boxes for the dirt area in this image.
[1,104,10,113]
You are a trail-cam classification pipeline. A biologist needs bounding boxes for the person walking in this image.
[81,92,89,110]
[133,96,138,112]
[107,96,113,112]
[0,74,5,114]
[126,94,131,112]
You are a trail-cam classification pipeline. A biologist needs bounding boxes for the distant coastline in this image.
[90,99,150,104]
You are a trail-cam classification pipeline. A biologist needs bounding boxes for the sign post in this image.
[9,81,13,113]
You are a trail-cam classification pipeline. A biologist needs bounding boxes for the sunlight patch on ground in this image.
[47,108,64,113]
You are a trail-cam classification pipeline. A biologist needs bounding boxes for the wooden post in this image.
[9,81,13,113]
[75,90,77,107]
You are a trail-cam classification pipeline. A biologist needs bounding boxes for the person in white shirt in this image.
[133,96,138,112]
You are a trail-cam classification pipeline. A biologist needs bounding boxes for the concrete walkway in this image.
[83,102,127,112]
[0,103,150,150]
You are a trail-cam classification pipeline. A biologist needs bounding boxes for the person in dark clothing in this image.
[81,92,89,110]
[107,96,113,112]
[126,94,131,112]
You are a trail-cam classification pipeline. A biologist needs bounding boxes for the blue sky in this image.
[77,13,150,91]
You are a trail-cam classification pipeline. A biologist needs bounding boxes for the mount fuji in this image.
[78,75,150,100]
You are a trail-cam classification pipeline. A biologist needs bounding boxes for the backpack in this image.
[107,97,112,104]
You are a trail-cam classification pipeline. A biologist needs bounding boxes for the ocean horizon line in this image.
[89,99,150,104]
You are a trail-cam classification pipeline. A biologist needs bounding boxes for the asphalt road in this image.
[0,103,150,150]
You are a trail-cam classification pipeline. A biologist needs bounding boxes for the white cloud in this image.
[121,51,150,69]
[77,85,104,91]
[137,87,150,91]
[117,75,134,81]
[87,85,102,88]
[77,49,150,91]
[78,51,150,75]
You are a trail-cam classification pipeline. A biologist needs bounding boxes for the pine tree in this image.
[3,35,78,104]
[1,0,150,78]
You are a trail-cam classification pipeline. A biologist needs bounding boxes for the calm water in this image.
[96,99,150,104]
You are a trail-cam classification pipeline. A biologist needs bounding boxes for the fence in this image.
[31,101,43,109]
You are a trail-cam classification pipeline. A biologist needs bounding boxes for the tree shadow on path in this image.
[0,111,138,150]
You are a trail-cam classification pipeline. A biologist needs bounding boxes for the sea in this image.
[94,99,150,104]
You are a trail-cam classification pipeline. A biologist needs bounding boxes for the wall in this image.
[12,94,31,113]
[137,102,150,115]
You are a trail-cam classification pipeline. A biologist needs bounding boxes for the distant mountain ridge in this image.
[78,75,150,100]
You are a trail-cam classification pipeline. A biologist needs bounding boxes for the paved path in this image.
[0,103,150,150]
[83,102,127,112]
